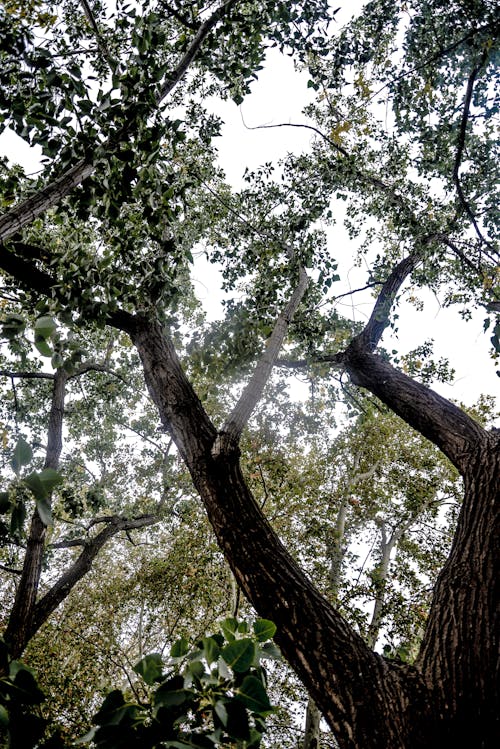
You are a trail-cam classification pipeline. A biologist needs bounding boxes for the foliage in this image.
[0,619,277,749]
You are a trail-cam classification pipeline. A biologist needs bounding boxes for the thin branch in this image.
[0,370,54,380]
[79,0,115,67]
[452,48,491,246]
[0,563,22,575]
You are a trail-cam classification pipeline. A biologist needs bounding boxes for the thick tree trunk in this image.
[417,448,500,747]
[131,317,437,749]
[130,315,499,749]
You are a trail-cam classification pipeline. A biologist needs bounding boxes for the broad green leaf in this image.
[154,679,194,708]
[133,653,163,685]
[202,636,221,665]
[220,617,238,641]
[171,637,189,658]
[38,467,63,492]
[34,315,57,339]
[23,472,48,500]
[11,437,32,473]
[34,336,53,357]
[225,699,250,740]
[221,639,255,673]
[235,675,272,714]
[35,497,52,526]
[214,700,228,726]
[253,619,276,642]
[259,641,281,661]
[51,351,64,369]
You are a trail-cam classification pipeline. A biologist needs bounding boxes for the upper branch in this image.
[356,251,422,351]
[452,48,491,245]
[0,0,239,244]
[213,265,309,454]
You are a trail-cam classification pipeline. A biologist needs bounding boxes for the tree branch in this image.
[31,513,159,640]
[4,368,68,658]
[79,0,115,68]
[213,265,309,454]
[452,48,491,246]
[0,370,54,380]
[356,252,422,351]
[0,0,239,244]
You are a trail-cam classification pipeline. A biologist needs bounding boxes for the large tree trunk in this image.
[130,314,498,749]
[131,317,439,749]
[417,450,500,747]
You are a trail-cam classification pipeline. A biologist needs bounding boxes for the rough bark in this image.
[131,316,437,749]
[4,369,67,658]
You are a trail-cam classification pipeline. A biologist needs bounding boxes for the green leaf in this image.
[202,636,221,665]
[23,472,48,500]
[235,675,272,714]
[51,351,64,369]
[34,335,53,357]
[214,700,228,726]
[221,639,255,673]
[154,676,194,708]
[38,467,63,493]
[171,637,189,658]
[259,641,281,661]
[133,653,163,685]
[220,617,238,641]
[34,315,57,339]
[11,437,32,473]
[35,497,52,526]
[225,699,250,740]
[253,619,276,642]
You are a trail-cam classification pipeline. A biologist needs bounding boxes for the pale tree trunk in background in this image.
[366,521,406,649]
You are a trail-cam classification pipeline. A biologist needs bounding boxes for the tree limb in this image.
[0,370,54,380]
[213,265,309,454]
[4,368,68,658]
[0,0,239,244]
[452,48,491,246]
[31,513,159,641]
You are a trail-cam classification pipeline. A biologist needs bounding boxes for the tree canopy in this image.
[0,1,498,748]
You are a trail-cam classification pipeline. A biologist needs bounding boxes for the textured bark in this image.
[131,316,437,749]
[417,442,500,747]
[4,369,67,658]
[303,699,322,749]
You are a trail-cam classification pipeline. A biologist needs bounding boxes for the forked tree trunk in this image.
[130,316,499,749]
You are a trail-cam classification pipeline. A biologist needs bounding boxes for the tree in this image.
[0,1,498,748]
